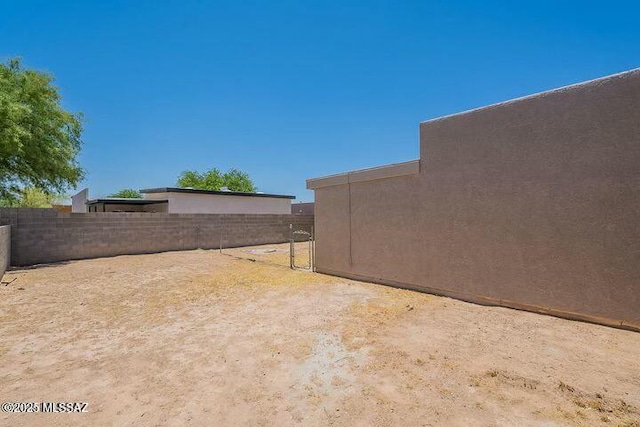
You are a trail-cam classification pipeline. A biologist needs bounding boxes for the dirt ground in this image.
[1,243,639,427]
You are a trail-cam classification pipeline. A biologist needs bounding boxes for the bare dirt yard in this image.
[1,243,639,426]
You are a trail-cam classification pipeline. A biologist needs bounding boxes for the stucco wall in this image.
[143,192,292,214]
[71,188,88,213]
[0,225,9,280]
[309,69,640,331]
[0,208,312,266]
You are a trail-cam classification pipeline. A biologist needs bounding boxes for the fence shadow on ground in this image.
[221,241,312,271]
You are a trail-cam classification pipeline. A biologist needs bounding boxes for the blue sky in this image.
[2,0,638,202]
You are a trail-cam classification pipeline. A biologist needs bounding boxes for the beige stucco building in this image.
[141,188,293,214]
[73,187,294,214]
[307,68,640,331]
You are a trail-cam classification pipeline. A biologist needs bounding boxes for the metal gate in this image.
[289,224,314,270]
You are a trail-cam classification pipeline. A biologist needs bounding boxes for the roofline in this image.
[140,187,296,199]
[421,67,640,125]
[86,198,169,205]
[307,159,420,189]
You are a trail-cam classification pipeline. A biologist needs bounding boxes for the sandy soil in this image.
[1,243,639,426]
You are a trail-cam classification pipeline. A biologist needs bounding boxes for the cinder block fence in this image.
[0,208,313,266]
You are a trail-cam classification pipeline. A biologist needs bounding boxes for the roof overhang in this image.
[306,160,420,189]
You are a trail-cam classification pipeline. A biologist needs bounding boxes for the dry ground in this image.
[1,243,639,427]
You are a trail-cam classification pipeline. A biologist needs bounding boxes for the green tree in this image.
[0,187,65,208]
[109,188,141,198]
[0,58,85,203]
[177,168,224,190]
[222,168,256,192]
[177,168,256,192]
[177,170,205,189]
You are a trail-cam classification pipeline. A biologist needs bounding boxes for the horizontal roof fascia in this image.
[86,199,169,205]
[307,160,419,190]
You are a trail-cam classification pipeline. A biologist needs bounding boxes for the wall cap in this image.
[421,67,640,126]
[306,160,420,189]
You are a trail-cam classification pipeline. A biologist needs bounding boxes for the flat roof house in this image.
[141,187,294,214]
[73,187,295,214]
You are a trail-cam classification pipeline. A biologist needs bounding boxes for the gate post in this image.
[289,224,294,269]
[309,225,316,271]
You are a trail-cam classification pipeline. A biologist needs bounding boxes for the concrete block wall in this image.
[0,208,313,266]
[0,225,9,279]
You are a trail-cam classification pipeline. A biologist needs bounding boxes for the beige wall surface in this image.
[309,69,640,331]
[0,225,9,280]
[143,192,291,214]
